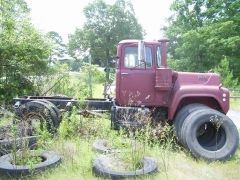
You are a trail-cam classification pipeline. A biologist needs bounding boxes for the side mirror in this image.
[138,40,145,61]
[115,56,119,69]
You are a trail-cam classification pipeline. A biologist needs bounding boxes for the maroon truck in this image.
[13,38,239,161]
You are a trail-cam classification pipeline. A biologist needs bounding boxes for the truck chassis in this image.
[11,37,239,162]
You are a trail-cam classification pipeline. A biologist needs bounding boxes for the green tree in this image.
[162,0,205,61]
[68,0,145,80]
[59,58,82,72]
[162,0,240,86]
[47,31,67,63]
[0,0,52,101]
[214,57,238,88]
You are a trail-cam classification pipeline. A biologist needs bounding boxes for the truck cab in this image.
[115,38,174,106]
[114,38,230,121]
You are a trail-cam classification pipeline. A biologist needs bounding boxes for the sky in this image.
[25,0,173,43]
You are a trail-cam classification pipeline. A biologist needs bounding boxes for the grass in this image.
[21,137,240,180]
[0,108,240,180]
[0,108,14,126]
[32,69,105,99]
[92,83,104,98]
[230,98,240,111]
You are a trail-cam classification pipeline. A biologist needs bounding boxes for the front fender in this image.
[168,85,230,120]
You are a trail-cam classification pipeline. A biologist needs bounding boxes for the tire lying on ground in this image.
[0,125,13,140]
[181,108,239,161]
[173,103,208,145]
[0,136,39,156]
[92,155,157,179]
[0,125,39,156]
[17,101,59,133]
[92,139,110,153]
[92,139,142,154]
[0,150,61,177]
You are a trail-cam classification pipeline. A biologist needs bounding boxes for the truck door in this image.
[119,45,155,105]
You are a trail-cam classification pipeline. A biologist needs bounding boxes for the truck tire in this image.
[92,139,110,153]
[19,101,58,133]
[0,150,61,177]
[0,136,39,156]
[0,125,12,140]
[181,108,239,161]
[173,103,208,145]
[33,100,61,126]
[92,139,142,154]
[92,155,157,179]
[0,124,33,139]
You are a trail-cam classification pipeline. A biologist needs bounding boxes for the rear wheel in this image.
[18,101,58,133]
[181,109,239,161]
[33,100,61,126]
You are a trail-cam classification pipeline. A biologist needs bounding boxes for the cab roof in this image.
[118,39,161,45]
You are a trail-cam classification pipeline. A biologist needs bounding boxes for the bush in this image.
[0,75,34,103]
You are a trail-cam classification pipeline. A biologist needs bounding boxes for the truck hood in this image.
[174,72,221,87]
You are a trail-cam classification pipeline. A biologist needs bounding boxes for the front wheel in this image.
[173,103,208,145]
[181,109,239,161]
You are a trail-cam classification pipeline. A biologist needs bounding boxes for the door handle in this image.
[121,73,129,75]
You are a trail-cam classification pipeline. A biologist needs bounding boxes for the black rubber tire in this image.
[92,155,157,179]
[0,136,39,156]
[0,123,35,139]
[0,150,61,177]
[180,108,227,149]
[92,139,141,154]
[0,125,12,140]
[173,103,208,145]
[92,139,110,153]
[18,101,58,133]
[33,100,61,126]
[181,108,239,161]
[31,101,59,128]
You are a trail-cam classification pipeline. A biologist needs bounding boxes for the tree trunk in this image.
[104,36,111,98]
[105,35,111,81]
[106,48,110,81]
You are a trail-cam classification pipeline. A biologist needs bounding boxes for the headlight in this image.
[223,93,226,97]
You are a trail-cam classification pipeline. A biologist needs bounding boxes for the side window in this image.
[124,47,138,68]
[124,47,152,68]
[146,47,152,68]
[156,46,161,67]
